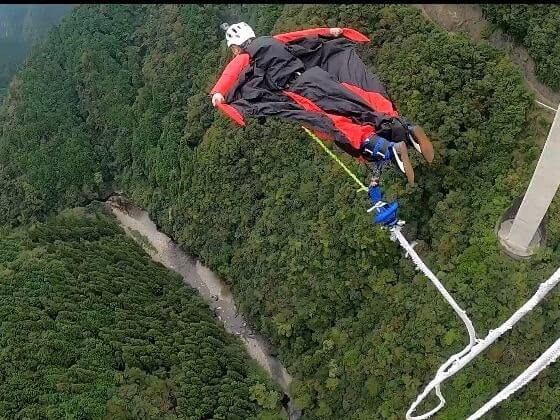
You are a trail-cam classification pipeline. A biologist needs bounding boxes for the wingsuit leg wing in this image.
[228,89,364,157]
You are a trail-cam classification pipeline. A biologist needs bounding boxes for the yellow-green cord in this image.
[303,127,368,193]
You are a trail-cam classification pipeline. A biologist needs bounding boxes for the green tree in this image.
[0,4,559,419]
[0,208,284,418]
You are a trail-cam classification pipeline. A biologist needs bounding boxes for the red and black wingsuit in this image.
[210,27,405,161]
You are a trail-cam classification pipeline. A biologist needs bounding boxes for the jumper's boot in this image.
[367,183,399,227]
[361,135,415,185]
[384,116,434,164]
[406,124,434,163]
[393,141,415,185]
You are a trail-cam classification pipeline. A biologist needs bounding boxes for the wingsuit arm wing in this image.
[210,53,250,126]
[273,27,370,43]
[210,53,250,96]
[339,28,370,43]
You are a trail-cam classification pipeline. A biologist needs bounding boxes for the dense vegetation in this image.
[1,3,560,419]
[0,5,73,98]
[0,206,283,418]
[482,4,560,91]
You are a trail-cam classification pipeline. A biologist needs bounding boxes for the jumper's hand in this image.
[212,92,225,107]
[330,27,343,37]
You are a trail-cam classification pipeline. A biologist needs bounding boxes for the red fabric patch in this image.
[341,82,398,117]
[217,103,245,126]
[210,53,250,96]
[274,27,370,44]
[283,91,322,112]
[274,28,331,43]
[302,124,334,142]
[284,90,373,150]
[340,28,370,43]
[327,114,374,149]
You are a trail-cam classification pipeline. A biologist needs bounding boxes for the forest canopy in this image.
[0,206,283,419]
[482,4,560,91]
[0,4,559,419]
[0,5,73,98]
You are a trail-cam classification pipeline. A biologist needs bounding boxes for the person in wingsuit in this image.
[211,22,434,224]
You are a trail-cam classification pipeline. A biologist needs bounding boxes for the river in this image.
[106,197,300,419]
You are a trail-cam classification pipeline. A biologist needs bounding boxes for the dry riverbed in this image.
[106,196,300,419]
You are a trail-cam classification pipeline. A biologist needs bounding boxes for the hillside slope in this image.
[0,5,73,97]
[482,4,560,93]
[0,206,283,419]
[414,4,560,108]
[1,4,560,419]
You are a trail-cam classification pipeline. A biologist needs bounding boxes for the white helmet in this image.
[224,22,255,47]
